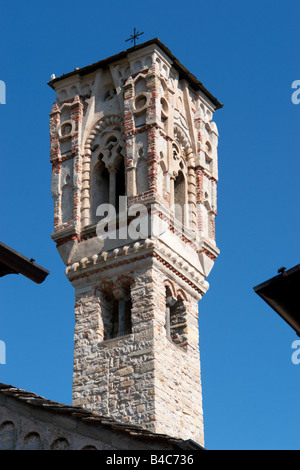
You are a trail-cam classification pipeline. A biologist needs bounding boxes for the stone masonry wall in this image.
[151,263,204,446]
[72,262,157,429]
[71,257,204,446]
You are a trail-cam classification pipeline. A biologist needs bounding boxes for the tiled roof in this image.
[0,383,204,450]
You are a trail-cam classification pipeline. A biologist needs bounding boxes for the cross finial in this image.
[125,28,144,47]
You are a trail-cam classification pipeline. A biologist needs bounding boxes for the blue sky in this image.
[0,0,299,450]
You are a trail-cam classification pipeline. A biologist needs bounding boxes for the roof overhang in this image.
[253,264,300,335]
[48,37,223,110]
[0,242,49,284]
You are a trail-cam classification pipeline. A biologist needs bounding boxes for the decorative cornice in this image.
[51,226,79,244]
[194,165,218,183]
[199,237,220,259]
[65,237,209,296]
[65,238,155,277]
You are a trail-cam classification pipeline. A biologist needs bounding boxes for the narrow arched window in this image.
[169,297,187,347]
[174,170,186,225]
[61,175,73,224]
[136,154,149,195]
[165,287,188,349]
[90,160,110,225]
[115,157,126,215]
[103,286,132,340]
[165,286,175,338]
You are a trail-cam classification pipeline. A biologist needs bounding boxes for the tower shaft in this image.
[49,39,221,446]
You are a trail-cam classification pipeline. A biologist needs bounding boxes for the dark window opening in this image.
[115,158,126,214]
[103,289,132,340]
[165,286,188,348]
[90,160,110,225]
[174,170,185,225]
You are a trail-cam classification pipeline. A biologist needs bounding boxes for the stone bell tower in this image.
[48,39,222,446]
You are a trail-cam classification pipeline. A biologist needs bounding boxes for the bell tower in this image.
[49,39,222,446]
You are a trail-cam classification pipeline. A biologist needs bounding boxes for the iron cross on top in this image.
[125,28,144,47]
